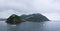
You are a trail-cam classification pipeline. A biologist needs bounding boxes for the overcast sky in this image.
[0,0,60,20]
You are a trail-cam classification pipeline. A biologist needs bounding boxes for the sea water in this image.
[0,20,60,31]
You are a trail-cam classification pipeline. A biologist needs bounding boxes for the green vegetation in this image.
[6,14,22,24]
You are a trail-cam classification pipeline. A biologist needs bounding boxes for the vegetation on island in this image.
[6,14,23,24]
[6,13,49,24]
[21,13,49,22]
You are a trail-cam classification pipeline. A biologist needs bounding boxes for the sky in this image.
[0,0,60,20]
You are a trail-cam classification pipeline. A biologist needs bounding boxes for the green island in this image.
[6,13,49,24]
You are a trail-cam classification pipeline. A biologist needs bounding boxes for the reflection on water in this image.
[0,21,60,31]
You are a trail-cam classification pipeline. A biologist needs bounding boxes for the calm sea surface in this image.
[0,20,60,31]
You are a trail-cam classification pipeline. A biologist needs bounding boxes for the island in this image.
[6,13,50,24]
[6,14,25,24]
[21,13,49,22]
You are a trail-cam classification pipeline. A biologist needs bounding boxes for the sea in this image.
[0,20,60,31]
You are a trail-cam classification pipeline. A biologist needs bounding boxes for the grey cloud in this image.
[0,0,60,20]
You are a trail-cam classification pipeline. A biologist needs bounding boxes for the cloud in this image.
[0,0,60,20]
